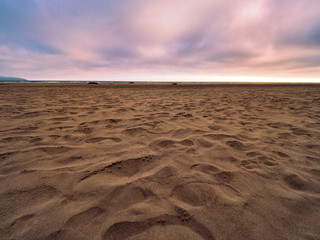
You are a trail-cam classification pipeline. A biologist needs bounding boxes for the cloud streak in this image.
[0,0,319,80]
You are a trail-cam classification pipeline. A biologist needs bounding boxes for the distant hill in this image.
[0,76,28,82]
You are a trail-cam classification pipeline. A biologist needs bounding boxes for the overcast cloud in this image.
[0,0,319,80]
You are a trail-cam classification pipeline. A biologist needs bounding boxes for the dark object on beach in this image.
[129,82,135,84]
[88,82,98,85]
[172,83,178,85]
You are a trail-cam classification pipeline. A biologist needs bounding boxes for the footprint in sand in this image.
[198,139,214,148]
[103,207,215,240]
[226,140,246,150]
[283,174,307,191]
[79,155,158,181]
[171,183,215,206]
[65,207,105,228]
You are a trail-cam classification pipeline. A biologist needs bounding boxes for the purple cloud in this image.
[0,0,319,80]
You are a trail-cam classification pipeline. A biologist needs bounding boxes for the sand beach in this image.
[0,83,320,240]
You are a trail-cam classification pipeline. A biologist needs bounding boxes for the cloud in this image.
[0,0,320,80]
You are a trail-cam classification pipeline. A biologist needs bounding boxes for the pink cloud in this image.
[0,0,319,80]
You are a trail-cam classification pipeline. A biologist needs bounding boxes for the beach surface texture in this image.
[0,83,320,240]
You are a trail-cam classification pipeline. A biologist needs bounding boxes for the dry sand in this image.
[0,83,320,240]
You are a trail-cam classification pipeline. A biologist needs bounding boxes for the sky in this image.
[0,0,320,82]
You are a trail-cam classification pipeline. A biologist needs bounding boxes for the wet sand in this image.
[0,83,320,240]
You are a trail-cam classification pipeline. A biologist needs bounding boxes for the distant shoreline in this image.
[1,82,320,88]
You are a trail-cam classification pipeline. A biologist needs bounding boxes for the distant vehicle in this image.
[172,83,178,85]
[88,82,98,85]
[129,82,135,84]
